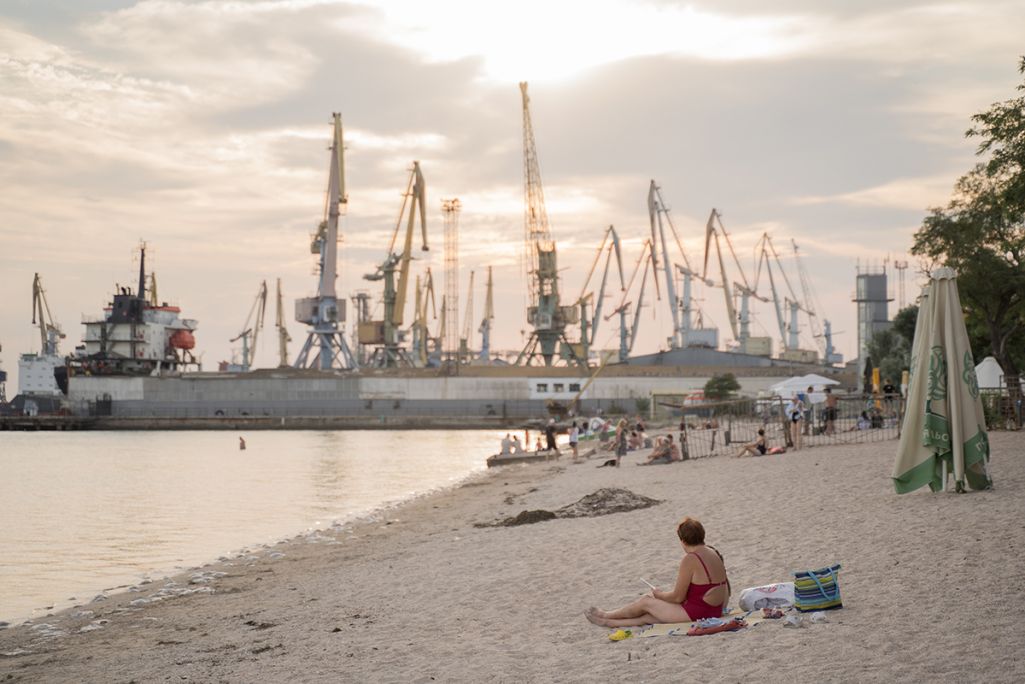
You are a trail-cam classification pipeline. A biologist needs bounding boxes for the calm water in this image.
[0,430,498,622]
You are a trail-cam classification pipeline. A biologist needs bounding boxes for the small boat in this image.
[486,449,561,468]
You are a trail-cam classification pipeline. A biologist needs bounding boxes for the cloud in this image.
[791,173,960,211]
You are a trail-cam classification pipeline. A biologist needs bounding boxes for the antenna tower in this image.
[442,198,461,360]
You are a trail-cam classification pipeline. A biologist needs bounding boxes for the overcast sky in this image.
[2,0,1023,388]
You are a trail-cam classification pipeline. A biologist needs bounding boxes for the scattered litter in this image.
[1,649,32,657]
[810,611,828,624]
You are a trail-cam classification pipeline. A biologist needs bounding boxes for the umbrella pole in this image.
[941,459,947,492]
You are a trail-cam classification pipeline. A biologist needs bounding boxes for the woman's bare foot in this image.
[585,607,610,626]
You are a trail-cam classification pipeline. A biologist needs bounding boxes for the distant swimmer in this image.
[239,436,246,451]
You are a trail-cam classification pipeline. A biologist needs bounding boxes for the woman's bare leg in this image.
[589,596,690,624]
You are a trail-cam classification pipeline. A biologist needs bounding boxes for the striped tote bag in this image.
[792,564,842,612]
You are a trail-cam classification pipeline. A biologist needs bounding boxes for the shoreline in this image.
[1,460,494,627]
[3,432,1024,681]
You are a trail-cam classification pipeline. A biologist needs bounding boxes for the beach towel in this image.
[627,609,771,639]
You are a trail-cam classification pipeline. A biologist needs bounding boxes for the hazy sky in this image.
[2,0,1023,388]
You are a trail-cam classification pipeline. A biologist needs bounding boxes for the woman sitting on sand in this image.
[735,429,766,457]
[586,517,730,627]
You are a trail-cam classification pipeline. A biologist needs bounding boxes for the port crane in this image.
[792,239,842,363]
[275,278,291,367]
[31,273,64,356]
[294,113,358,371]
[753,233,813,355]
[514,82,583,367]
[479,266,494,363]
[230,280,267,372]
[575,225,625,362]
[411,268,437,367]
[607,238,657,362]
[459,270,475,362]
[361,161,429,368]
[702,209,769,354]
[648,182,718,349]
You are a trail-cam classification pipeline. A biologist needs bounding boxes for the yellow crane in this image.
[31,273,64,356]
[362,162,429,367]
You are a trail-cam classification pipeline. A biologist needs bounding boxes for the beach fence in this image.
[652,394,902,459]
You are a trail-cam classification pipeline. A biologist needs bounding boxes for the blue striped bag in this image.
[792,564,842,612]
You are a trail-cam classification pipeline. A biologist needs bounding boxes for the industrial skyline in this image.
[2,1,1024,388]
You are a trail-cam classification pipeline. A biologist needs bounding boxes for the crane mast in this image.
[293,113,357,371]
[31,273,64,356]
[479,266,494,362]
[275,278,290,367]
[516,82,582,367]
[460,270,475,362]
[360,161,429,368]
[230,280,267,372]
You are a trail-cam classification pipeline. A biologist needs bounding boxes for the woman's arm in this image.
[654,557,691,603]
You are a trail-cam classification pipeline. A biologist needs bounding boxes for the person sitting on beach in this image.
[500,433,513,455]
[585,517,730,627]
[735,429,766,458]
[628,430,642,450]
[511,435,523,453]
[640,435,679,465]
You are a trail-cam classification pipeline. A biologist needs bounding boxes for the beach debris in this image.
[91,593,109,603]
[555,488,662,518]
[1,649,32,657]
[479,488,662,527]
[498,510,557,526]
[0,621,8,629]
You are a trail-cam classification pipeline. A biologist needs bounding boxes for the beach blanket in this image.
[626,609,771,639]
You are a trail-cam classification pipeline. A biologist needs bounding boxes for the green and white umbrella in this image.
[893,268,993,494]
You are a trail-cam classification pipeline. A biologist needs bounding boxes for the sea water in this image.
[0,429,498,622]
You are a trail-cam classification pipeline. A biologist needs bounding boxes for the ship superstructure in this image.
[72,246,198,376]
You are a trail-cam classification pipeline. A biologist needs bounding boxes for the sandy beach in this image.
[2,430,1024,683]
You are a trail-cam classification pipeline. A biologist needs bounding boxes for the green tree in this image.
[704,373,740,401]
[891,305,918,350]
[866,328,909,387]
[911,57,1025,394]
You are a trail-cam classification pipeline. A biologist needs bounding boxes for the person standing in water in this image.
[239,436,246,451]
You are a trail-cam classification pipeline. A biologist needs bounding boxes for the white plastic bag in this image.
[738,582,795,611]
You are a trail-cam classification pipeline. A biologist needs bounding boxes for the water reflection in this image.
[0,430,498,621]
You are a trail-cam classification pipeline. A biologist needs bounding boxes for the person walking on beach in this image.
[569,421,580,462]
[585,517,730,627]
[785,394,804,450]
[238,436,246,451]
[613,418,628,466]
[545,419,559,454]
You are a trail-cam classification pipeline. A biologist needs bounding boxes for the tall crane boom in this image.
[231,280,268,372]
[516,82,581,367]
[479,266,494,362]
[31,273,64,356]
[276,278,291,367]
[293,113,357,371]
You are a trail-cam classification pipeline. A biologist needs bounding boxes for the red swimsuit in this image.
[682,551,728,619]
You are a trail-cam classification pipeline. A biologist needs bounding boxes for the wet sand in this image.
[2,431,1024,682]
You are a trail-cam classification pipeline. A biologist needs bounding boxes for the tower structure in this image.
[515,82,581,366]
[442,198,461,360]
[294,113,358,371]
[852,262,893,377]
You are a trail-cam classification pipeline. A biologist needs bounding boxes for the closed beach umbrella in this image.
[892,268,992,493]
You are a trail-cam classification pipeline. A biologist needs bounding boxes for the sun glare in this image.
[345,0,812,83]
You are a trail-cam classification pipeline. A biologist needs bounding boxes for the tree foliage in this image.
[866,305,918,388]
[911,57,1025,388]
[704,373,740,401]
